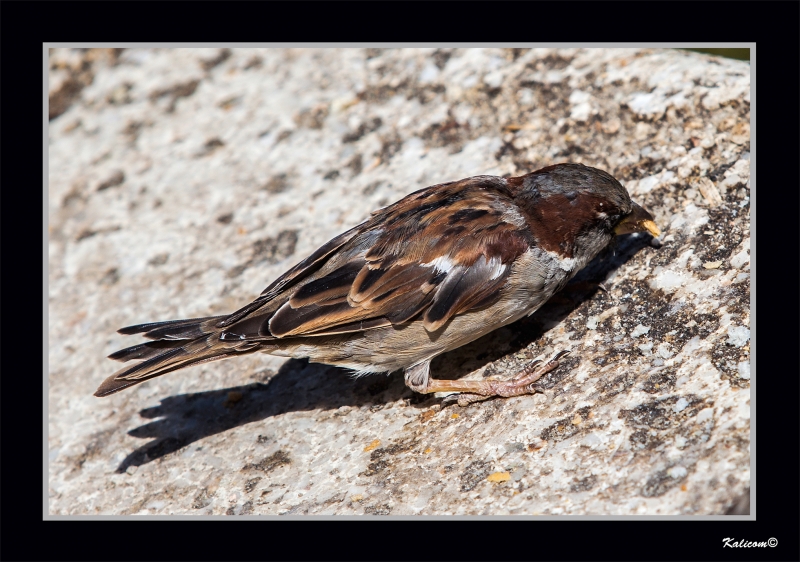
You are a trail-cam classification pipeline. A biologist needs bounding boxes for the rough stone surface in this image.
[48,48,750,516]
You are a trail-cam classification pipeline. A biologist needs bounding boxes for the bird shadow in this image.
[115,233,655,473]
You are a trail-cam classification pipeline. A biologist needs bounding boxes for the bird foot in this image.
[434,350,570,407]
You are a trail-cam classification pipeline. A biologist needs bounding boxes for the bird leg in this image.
[404,361,431,393]
[426,351,571,407]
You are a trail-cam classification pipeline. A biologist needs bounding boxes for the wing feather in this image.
[423,255,510,331]
[222,176,532,340]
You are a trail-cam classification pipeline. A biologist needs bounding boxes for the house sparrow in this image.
[96,163,659,405]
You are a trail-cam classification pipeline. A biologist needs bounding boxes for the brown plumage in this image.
[96,163,659,402]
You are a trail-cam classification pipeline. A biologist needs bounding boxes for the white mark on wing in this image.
[426,255,455,273]
[501,208,527,228]
[486,256,506,280]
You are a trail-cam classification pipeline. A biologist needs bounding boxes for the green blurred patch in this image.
[683,48,750,61]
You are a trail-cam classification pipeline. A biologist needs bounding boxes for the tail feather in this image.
[108,346,187,379]
[96,348,186,396]
[117,316,227,337]
[142,320,220,341]
[97,315,253,397]
[96,344,245,397]
[108,340,185,362]
[94,376,152,396]
[95,349,237,396]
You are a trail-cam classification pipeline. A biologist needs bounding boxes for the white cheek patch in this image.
[540,250,577,272]
[558,256,577,271]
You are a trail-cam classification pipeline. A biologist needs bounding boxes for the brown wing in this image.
[231,175,534,339]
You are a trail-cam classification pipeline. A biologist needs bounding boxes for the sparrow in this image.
[96,163,660,405]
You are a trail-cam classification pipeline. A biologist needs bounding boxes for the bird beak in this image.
[615,201,660,237]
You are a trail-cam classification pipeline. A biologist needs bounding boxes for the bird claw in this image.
[552,349,571,362]
[440,393,491,408]
[440,393,460,408]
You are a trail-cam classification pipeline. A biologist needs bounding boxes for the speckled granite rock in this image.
[48,47,750,516]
